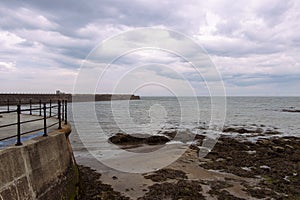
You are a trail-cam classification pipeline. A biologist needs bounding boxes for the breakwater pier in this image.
[0,93,140,199]
[0,93,140,106]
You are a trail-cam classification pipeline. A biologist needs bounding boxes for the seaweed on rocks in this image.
[78,165,130,200]
[143,168,188,182]
[138,180,205,200]
[199,136,300,199]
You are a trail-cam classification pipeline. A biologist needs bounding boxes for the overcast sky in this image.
[0,0,299,96]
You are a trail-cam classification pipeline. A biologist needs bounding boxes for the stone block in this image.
[15,176,33,200]
[0,184,18,200]
[0,148,26,188]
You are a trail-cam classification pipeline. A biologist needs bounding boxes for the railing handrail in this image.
[0,102,59,114]
[0,99,68,145]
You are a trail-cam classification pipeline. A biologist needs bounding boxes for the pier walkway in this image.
[0,113,58,148]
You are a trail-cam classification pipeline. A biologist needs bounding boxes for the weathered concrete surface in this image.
[0,124,79,200]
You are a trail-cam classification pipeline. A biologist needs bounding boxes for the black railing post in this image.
[7,99,9,112]
[39,100,42,116]
[49,99,52,117]
[19,101,22,114]
[16,105,22,146]
[43,103,47,136]
[58,100,62,129]
[29,99,32,115]
[62,100,65,121]
[64,100,67,124]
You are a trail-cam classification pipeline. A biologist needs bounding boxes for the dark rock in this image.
[199,136,300,198]
[108,133,170,146]
[271,146,285,153]
[146,135,170,145]
[208,181,244,200]
[285,144,294,150]
[195,134,205,140]
[256,139,272,146]
[138,180,205,200]
[244,187,279,199]
[189,144,200,151]
[144,168,188,182]
[281,109,300,113]
[161,130,198,143]
[223,127,263,134]
[78,165,130,200]
[264,130,282,135]
[109,133,145,144]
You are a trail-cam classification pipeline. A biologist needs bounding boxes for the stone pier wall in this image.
[0,93,140,106]
[0,124,79,200]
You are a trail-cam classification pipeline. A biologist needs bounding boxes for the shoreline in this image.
[77,134,300,199]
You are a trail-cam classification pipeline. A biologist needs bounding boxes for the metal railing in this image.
[0,99,68,146]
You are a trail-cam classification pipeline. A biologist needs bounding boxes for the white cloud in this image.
[0,65,77,93]
[0,0,299,95]
[0,61,16,72]
[14,7,58,30]
[0,31,25,47]
[15,29,90,48]
[0,6,58,30]
[77,23,131,41]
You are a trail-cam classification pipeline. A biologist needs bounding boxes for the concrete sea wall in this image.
[0,124,79,200]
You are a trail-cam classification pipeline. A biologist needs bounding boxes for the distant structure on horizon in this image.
[56,90,64,94]
[0,92,140,106]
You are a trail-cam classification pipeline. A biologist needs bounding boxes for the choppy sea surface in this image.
[69,96,300,150]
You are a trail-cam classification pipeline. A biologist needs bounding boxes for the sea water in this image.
[69,97,300,154]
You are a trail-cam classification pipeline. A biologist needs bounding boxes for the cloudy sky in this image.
[0,0,299,96]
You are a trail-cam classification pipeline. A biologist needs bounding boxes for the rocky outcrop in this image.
[223,127,264,134]
[199,136,300,198]
[222,125,282,136]
[108,133,170,145]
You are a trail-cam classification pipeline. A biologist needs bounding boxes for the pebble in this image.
[216,158,225,162]
[241,167,252,171]
[271,146,285,153]
[284,176,290,182]
[285,145,294,150]
[260,165,271,170]
[246,150,256,155]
